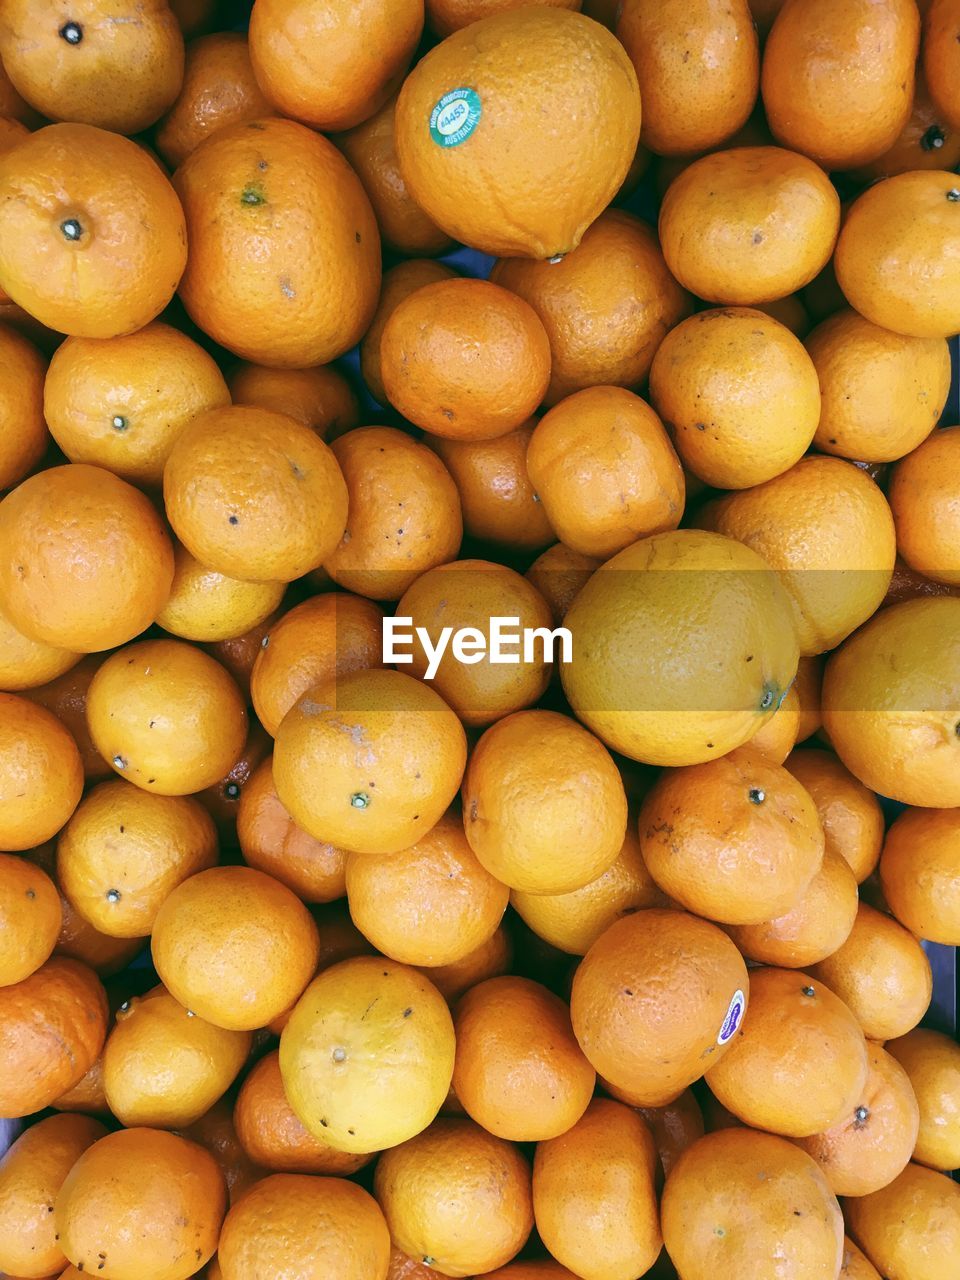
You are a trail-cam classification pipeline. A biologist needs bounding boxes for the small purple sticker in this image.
[717,989,745,1045]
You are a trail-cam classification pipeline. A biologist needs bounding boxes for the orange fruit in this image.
[481,1266,578,1280]
[250,592,384,737]
[55,1128,226,1280]
[0,0,183,134]
[336,94,453,257]
[810,902,933,1042]
[44,323,230,488]
[925,0,960,131]
[430,423,554,554]
[395,8,640,259]
[174,117,380,367]
[890,426,960,586]
[661,1129,844,1280]
[418,922,513,1005]
[0,464,174,653]
[0,56,35,123]
[793,1043,919,1197]
[249,0,422,132]
[629,1089,705,1178]
[701,456,896,655]
[233,1049,370,1177]
[885,1028,960,1172]
[387,1247,446,1280]
[360,259,457,406]
[0,1113,106,1280]
[844,1163,960,1280]
[152,865,319,1032]
[57,779,218,939]
[571,908,749,1106]
[705,968,869,1138]
[374,1117,533,1277]
[380,278,550,442]
[489,210,692,406]
[561,528,800,767]
[761,0,919,170]
[0,852,60,986]
[820,597,960,807]
[726,847,859,968]
[795,655,824,742]
[323,427,463,600]
[86,639,248,797]
[0,323,46,492]
[510,822,667,955]
[395,559,553,727]
[659,147,839,304]
[163,404,348,584]
[880,807,960,944]
[462,709,627,895]
[649,308,821,490]
[525,543,600,625]
[840,1236,884,1280]
[639,747,824,925]
[206,610,280,704]
[24,655,113,784]
[274,668,467,856]
[617,0,758,155]
[103,986,250,1129]
[157,544,284,645]
[228,362,360,441]
[0,693,83,851]
[452,976,594,1141]
[280,956,456,1154]
[346,808,508,967]
[218,1172,389,1280]
[784,748,884,883]
[155,33,272,169]
[0,957,107,1118]
[745,682,801,764]
[237,757,348,904]
[177,1097,264,1209]
[835,170,960,339]
[532,1097,660,1280]
[526,387,683,558]
[0,124,186,338]
[427,0,581,35]
[197,713,277,838]
[804,308,951,463]
[848,71,960,181]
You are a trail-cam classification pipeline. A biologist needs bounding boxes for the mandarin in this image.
[880,807,960,945]
[886,1028,960,1173]
[360,260,457,406]
[0,323,46,492]
[228,362,360,441]
[844,1163,960,1280]
[0,694,83,851]
[0,853,61,987]
[889,426,960,586]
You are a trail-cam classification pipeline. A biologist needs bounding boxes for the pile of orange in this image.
[0,0,958,1278]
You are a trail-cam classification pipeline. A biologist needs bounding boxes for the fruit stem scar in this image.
[241,186,266,206]
[920,125,945,151]
[332,1046,346,1062]
[112,755,127,769]
[59,20,83,43]
[112,415,128,431]
[350,792,370,808]
[748,788,765,805]
[60,218,83,241]
[105,889,121,902]
[801,985,815,997]
[948,189,960,202]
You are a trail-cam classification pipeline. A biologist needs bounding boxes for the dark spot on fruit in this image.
[801,985,815,997]
[854,1105,869,1127]
[403,1007,412,1017]
[26,888,35,899]
[241,186,266,206]
[229,515,239,525]
[828,438,837,445]
[355,231,362,243]
[258,159,268,171]
[752,231,764,244]
[147,778,156,785]
[759,688,775,710]
[706,742,714,749]
[469,799,478,821]
[948,188,960,202]
[225,781,241,800]
[695,422,706,431]
[59,21,83,43]
[624,988,634,996]
[921,125,946,151]
[119,825,124,833]
[748,788,765,805]
[347,1127,355,1135]
[413,813,420,820]
[320,1118,328,1127]
[261,635,270,648]
[793,1209,802,1216]
[745,655,753,662]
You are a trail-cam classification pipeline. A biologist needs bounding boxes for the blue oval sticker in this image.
[430,87,482,148]
[717,989,745,1045]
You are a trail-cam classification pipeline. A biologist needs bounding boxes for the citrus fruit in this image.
[452,976,594,1142]
[0,957,107,1118]
[346,808,508,968]
[844,1163,960,1280]
[427,0,581,36]
[885,1028,960,1173]
[629,1089,705,1178]
[784,748,884,882]
[649,308,821,489]
[279,955,456,1154]
[704,968,869,1138]
[174,117,381,366]
[395,8,640,258]
[879,806,960,944]
[418,923,513,1005]
[526,387,684,558]
[176,1097,263,1209]
[848,70,960,181]
[462,709,627,894]
[617,0,759,155]
[0,322,46,492]
[525,543,600,624]
[0,463,174,653]
[659,147,839,304]
[639,746,824,925]
[44,323,230,488]
[156,546,284,645]
[489,209,692,405]
[155,32,272,168]
[380,277,551,441]
[746,683,801,764]
[86,639,248,797]
[661,1129,844,1280]
[561,528,799,766]
[0,124,186,338]
[761,0,920,169]
[0,693,83,851]
[373,1117,534,1277]
[103,986,251,1129]
[0,852,61,986]
[889,426,960,586]
[323,427,463,600]
[24,656,114,784]
[228,362,360,441]
[274,668,467,856]
[820,597,960,807]
[55,1127,226,1280]
[571,908,749,1105]
[360,260,457,406]
[840,1236,884,1280]
[925,0,960,130]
